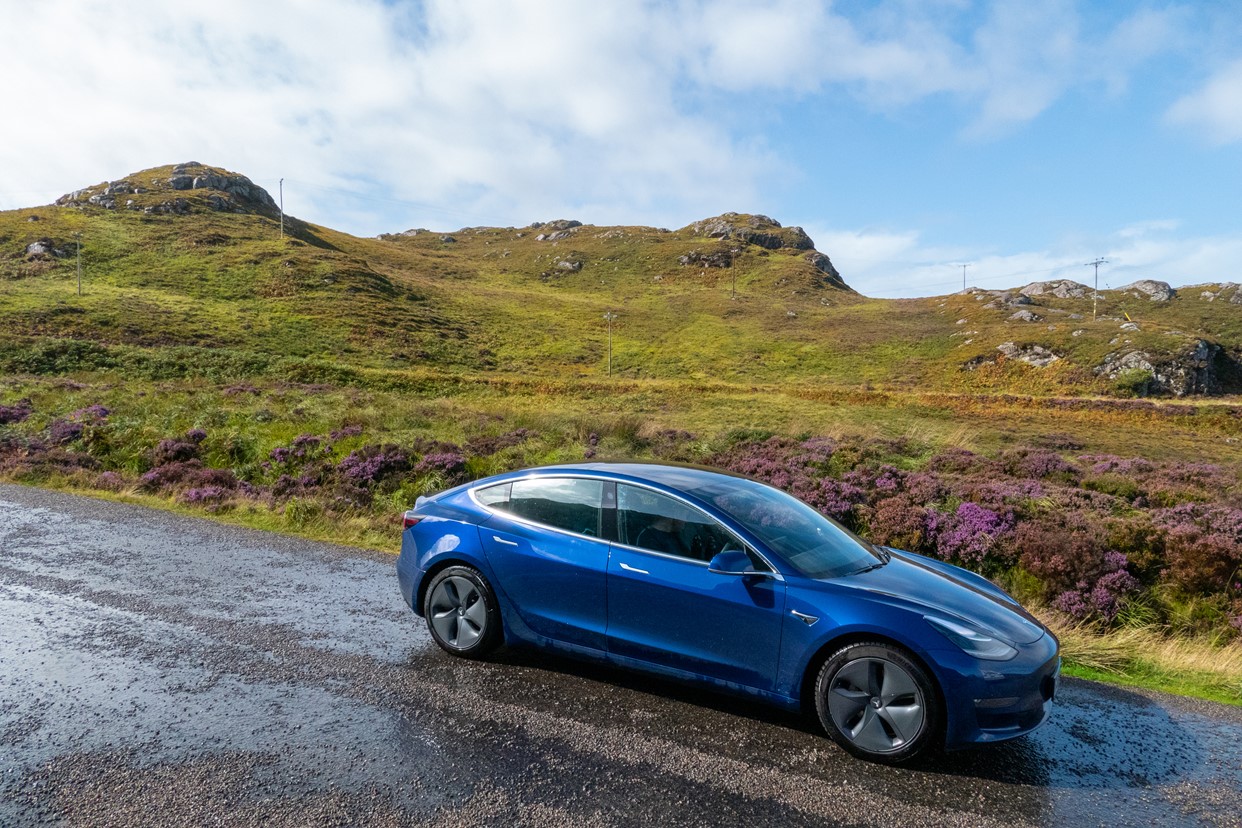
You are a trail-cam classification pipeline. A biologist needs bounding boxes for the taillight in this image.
[402,512,421,530]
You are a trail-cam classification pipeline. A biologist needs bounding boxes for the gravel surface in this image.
[1,483,1240,827]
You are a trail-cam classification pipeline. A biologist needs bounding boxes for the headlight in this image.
[925,616,1018,661]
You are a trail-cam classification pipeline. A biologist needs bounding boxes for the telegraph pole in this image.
[1085,258,1108,321]
[279,178,284,239]
[959,263,971,291]
[603,312,618,376]
[74,231,82,296]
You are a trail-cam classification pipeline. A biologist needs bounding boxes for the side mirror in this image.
[709,549,763,576]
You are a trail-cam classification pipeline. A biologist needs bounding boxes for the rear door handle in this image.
[492,536,518,546]
[619,562,649,575]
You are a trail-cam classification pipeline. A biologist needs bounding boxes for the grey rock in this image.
[542,219,581,231]
[804,251,842,282]
[439,235,456,243]
[1118,279,1175,301]
[1094,339,1234,396]
[679,248,737,268]
[1009,309,1043,322]
[686,212,811,250]
[1019,279,1090,299]
[997,341,1060,367]
[168,175,194,190]
[1120,322,1140,331]
[555,258,583,271]
[25,238,69,259]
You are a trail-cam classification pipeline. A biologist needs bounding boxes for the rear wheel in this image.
[423,566,501,658]
[814,642,941,764]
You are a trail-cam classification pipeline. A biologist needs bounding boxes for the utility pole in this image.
[603,312,618,376]
[1085,258,1108,321]
[731,270,736,299]
[279,178,284,239]
[959,263,971,291]
[74,231,82,296]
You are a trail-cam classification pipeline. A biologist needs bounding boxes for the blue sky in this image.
[2,0,1240,297]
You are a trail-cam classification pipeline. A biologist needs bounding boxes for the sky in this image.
[2,0,1240,298]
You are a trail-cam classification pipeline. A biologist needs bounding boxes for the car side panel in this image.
[606,545,786,691]
[478,512,610,651]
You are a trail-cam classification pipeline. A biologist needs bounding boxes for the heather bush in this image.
[0,398,33,425]
[152,433,204,466]
[414,452,468,485]
[1154,504,1242,595]
[47,405,110,445]
[1000,448,1079,483]
[863,496,931,552]
[465,427,534,456]
[929,502,1015,567]
[1051,551,1141,621]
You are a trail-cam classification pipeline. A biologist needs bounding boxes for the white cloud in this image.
[1167,58,1242,144]
[0,0,1217,250]
[811,220,1242,298]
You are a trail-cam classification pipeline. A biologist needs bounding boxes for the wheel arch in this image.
[416,557,485,618]
[797,630,946,718]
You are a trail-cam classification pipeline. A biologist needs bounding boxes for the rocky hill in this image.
[2,163,1240,397]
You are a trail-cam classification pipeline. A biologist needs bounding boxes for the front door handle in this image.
[492,536,518,547]
[619,562,649,575]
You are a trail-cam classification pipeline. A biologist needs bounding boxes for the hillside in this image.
[3,164,1242,694]
[4,163,1239,396]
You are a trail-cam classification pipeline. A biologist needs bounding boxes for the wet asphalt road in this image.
[1,484,1240,827]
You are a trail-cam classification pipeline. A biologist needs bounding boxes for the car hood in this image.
[822,554,1046,645]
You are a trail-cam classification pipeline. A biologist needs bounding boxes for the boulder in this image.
[1019,279,1090,299]
[1118,279,1175,301]
[1009,309,1042,322]
[25,238,69,259]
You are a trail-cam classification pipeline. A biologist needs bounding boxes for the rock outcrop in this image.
[1094,339,1238,396]
[686,213,814,251]
[997,341,1061,367]
[1019,280,1090,299]
[56,162,277,216]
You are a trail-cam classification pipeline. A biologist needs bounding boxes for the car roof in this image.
[506,461,753,492]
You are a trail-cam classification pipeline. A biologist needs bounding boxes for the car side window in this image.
[617,485,738,563]
[498,478,604,538]
[475,483,510,508]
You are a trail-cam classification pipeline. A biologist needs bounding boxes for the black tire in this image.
[814,642,942,764]
[422,565,502,658]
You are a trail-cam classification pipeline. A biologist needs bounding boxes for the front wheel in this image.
[423,566,501,658]
[814,642,941,764]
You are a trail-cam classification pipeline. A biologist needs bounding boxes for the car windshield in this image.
[682,476,883,579]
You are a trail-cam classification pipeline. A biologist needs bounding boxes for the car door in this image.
[606,484,786,691]
[478,477,609,652]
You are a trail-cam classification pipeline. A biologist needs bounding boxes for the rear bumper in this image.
[396,532,425,616]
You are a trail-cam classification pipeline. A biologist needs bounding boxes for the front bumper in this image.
[935,632,1060,749]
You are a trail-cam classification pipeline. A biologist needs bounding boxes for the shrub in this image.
[863,496,930,552]
[1154,504,1242,595]
[929,502,1014,567]
[0,398,33,425]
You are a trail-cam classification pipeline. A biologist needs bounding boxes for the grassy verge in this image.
[1047,618,1242,706]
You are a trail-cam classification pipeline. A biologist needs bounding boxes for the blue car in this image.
[397,462,1059,763]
